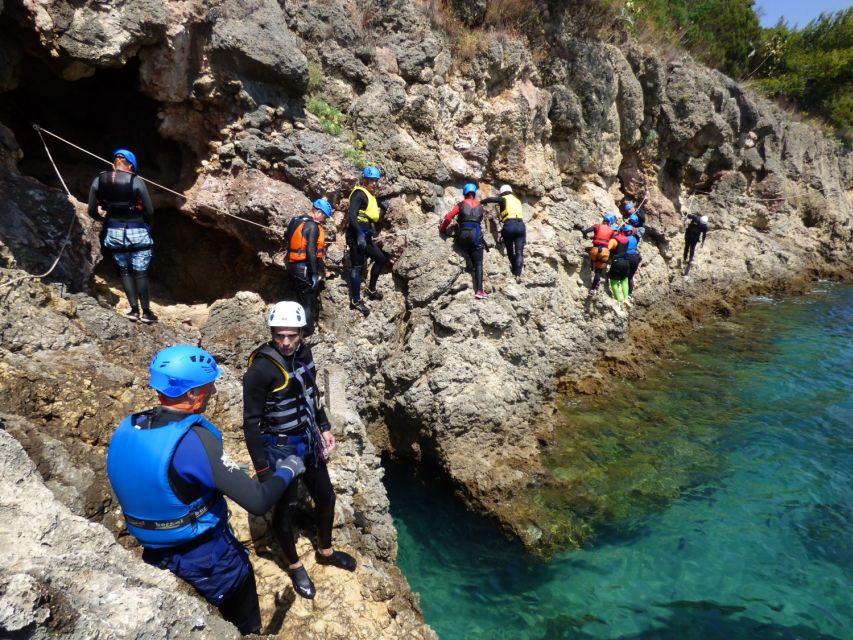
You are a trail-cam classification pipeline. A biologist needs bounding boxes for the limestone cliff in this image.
[1,0,851,638]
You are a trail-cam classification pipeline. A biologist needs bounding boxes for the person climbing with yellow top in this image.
[480,184,526,281]
[286,198,333,336]
[582,213,619,297]
[440,182,488,299]
[346,166,390,317]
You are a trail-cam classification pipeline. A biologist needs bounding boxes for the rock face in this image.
[0,0,852,636]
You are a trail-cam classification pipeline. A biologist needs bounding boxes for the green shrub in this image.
[306,97,345,136]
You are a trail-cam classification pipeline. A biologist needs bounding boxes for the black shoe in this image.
[364,286,383,301]
[139,310,157,324]
[288,565,316,599]
[123,307,140,321]
[350,299,370,317]
[315,550,357,571]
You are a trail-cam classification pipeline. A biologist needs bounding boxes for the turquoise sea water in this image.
[385,283,853,640]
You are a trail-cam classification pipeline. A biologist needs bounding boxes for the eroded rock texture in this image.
[0,0,851,636]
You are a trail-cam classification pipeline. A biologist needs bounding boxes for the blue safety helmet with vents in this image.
[149,345,221,398]
[623,201,635,212]
[603,212,617,224]
[363,166,381,180]
[628,213,640,225]
[622,224,635,235]
[462,183,477,196]
[112,148,138,171]
[312,197,333,218]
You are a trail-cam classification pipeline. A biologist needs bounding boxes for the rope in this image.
[0,127,80,291]
[32,125,281,233]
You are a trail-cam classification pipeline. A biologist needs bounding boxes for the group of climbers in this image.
[439,182,527,298]
[107,300,354,635]
[583,201,646,306]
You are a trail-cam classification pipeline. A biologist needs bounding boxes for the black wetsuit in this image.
[481,195,526,277]
[242,343,335,565]
[139,407,291,635]
[683,213,708,264]
[441,198,486,291]
[287,216,324,335]
[346,189,387,302]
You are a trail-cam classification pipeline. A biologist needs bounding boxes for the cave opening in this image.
[1,47,291,303]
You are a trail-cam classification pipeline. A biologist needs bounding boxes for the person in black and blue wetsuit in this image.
[242,301,356,601]
[286,197,333,336]
[440,182,488,299]
[106,345,305,635]
[624,223,642,295]
[480,184,526,281]
[346,166,390,317]
[87,149,157,324]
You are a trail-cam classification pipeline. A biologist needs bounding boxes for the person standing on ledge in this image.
[286,197,333,336]
[440,182,489,299]
[242,301,356,601]
[480,184,526,281]
[106,345,305,635]
[87,149,157,323]
[583,212,618,297]
[347,166,390,317]
[683,213,709,276]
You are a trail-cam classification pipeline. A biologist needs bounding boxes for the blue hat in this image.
[623,201,635,212]
[312,197,333,217]
[462,182,477,196]
[622,224,635,235]
[149,345,220,397]
[603,212,617,224]
[363,166,381,180]
[628,213,640,225]
[112,148,137,171]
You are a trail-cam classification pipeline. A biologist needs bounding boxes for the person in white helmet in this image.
[241,301,356,600]
[683,212,709,275]
[480,184,526,280]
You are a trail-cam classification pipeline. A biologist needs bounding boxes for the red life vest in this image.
[592,224,614,246]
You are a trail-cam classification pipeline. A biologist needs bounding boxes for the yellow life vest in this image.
[500,193,523,222]
[350,186,381,223]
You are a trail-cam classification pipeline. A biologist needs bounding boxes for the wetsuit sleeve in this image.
[582,226,595,236]
[700,225,707,246]
[686,213,700,223]
[87,177,103,222]
[479,196,504,207]
[304,220,319,275]
[242,358,280,474]
[175,427,291,515]
[133,176,155,225]
[439,203,461,232]
[348,190,369,229]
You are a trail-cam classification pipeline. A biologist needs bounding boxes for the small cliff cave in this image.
[1,49,290,303]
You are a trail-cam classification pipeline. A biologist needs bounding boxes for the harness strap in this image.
[123,493,219,531]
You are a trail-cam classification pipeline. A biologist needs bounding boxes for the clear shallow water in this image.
[385,284,853,640]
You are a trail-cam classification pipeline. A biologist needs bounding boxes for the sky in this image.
[755,0,851,28]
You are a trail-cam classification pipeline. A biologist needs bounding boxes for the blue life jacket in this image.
[627,235,641,255]
[107,412,227,548]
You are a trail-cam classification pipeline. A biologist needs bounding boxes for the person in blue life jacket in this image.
[480,184,526,281]
[242,301,356,601]
[106,345,305,635]
[346,166,390,317]
[624,223,642,296]
[439,182,489,299]
[87,149,157,324]
[286,197,333,336]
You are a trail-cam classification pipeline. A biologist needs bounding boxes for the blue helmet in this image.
[622,224,635,235]
[149,345,221,397]
[603,212,617,224]
[623,201,635,212]
[312,197,333,217]
[628,213,640,225]
[462,182,477,196]
[363,165,381,180]
[112,148,137,171]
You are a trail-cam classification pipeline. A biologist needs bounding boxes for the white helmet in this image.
[700,215,709,224]
[268,301,307,328]
[499,184,513,194]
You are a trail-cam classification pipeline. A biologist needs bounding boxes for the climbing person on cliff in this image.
[583,212,618,297]
[347,166,390,317]
[622,200,646,231]
[480,184,526,281]
[286,197,333,336]
[683,212,709,276]
[625,223,642,296]
[242,301,356,600]
[106,345,305,636]
[87,149,157,323]
[608,224,634,305]
[440,182,489,299]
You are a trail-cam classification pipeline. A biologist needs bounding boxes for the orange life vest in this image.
[592,223,614,247]
[287,221,325,262]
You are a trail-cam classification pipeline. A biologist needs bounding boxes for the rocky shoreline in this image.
[1,0,851,637]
